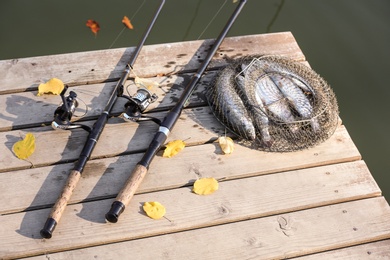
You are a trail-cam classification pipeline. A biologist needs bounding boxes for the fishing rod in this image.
[105,0,247,223]
[40,0,165,239]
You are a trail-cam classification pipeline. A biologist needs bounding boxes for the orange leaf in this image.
[122,16,134,29]
[86,19,100,36]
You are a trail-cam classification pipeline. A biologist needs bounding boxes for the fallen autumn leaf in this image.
[12,133,36,160]
[143,201,166,220]
[193,177,219,195]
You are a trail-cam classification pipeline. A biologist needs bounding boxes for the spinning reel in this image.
[123,87,158,122]
[52,86,91,131]
[51,84,161,132]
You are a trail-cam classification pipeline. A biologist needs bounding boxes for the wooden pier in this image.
[1,32,390,259]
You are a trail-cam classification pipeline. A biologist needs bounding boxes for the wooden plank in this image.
[27,241,390,260]
[10,197,390,259]
[0,58,310,132]
[0,161,381,258]
[26,241,390,260]
[0,106,222,172]
[292,239,390,259]
[1,31,387,260]
[0,72,214,131]
[0,101,359,173]
[0,32,305,94]
[0,124,362,214]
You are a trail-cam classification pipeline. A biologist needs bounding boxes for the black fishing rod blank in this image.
[105,0,247,223]
[40,0,165,239]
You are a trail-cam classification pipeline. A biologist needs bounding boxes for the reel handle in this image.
[105,164,148,223]
[40,170,81,238]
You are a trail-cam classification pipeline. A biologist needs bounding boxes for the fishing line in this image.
[105,0,247,223]
[124,68,141,98]
[174,0,229,74]
[197,0,228,40]
[72,97,89,118]
[55,1,152,125]
[41,0,165,239]
[108,28,127,49]
[78,0,148,113]
[55,97,89,119]
[108,0,147,49]
[183,0,202,40]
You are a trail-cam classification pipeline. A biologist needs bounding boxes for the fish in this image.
[257,56,316,95]
[243,58,321,132]
[271,73,320,132]
[254,73,296,125]
[236,74,273,146]
[207,67,256,140]
[241,60,290,124]
[290,76,315,95]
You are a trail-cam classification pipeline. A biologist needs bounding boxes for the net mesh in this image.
[206,55,339,152]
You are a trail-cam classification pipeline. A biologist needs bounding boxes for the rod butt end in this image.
[40,218,57,239]
[105,201,125,223]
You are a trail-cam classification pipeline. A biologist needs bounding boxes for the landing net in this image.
[206,55,339,152]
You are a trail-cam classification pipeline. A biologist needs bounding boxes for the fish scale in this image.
[236,74,272,146]
[207,67,256,140]
[271,73,320,132]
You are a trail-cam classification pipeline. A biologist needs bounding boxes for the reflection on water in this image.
[266,0,285,33]
[0,0,389,199]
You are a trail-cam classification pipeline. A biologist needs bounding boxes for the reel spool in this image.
[51,86,91,132]
[52,86,79,130]
[123,88,158,122]
[206,55,339,152]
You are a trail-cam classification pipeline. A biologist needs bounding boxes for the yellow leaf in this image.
[143,201,166,220]
[163,140,185,158]
[12,133,36,160]
[193,177,219,195]
[135,76,159,90]
[37,78,64,96]
[218,136,234,154]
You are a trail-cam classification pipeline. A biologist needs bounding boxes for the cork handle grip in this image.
[117,164,148,205]
[49,170,81,220]
[40,170,81,238]
[105,164,148,223]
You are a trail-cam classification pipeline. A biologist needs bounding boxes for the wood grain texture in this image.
[293,239,390,259]
[0,32,304,94]
[10,198,390,260]
[0,125,361,215]
[0,72,215,131]
[0,32,388,259]
[0,107,358,173]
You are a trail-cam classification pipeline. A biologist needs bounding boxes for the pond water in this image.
[1,0,389,199]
